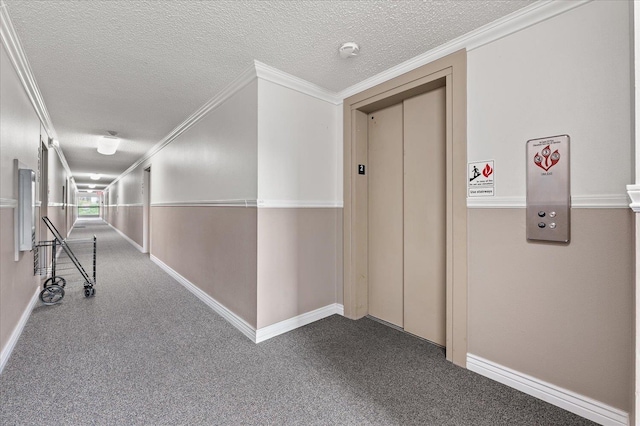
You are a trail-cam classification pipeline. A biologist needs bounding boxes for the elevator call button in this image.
[526,135,570,243]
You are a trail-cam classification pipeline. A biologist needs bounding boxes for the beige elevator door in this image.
[368,86,446,345]
[368,103,404,327]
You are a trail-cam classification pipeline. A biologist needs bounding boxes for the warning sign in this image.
[468,160,494,197]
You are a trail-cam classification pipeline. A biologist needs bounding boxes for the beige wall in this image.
[107,205,143,247]
[465,0,633,414]
[0,210,38,354]
[0,43,41,354]
[105,73,342,334]
[468,208,633,411]
[151,206,258,327]
[257,208,341,328]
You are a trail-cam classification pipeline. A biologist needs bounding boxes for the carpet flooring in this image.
[0,219,596,425]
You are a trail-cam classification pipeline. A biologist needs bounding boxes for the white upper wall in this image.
[257,79,340,205]
[151,80,258,204]
[112,165,143,205]
[468,0,632,201]
[0,43,40,199]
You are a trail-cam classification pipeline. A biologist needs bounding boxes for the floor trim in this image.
[467,354,629,426]
[150,254,257,341]
[256,303,344,343]
[149,254,344,344]
[107,223,144,252]
[0,286,39,375]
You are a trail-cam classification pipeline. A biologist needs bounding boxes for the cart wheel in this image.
[84,287,96,298]
[44,276,66,288]
[40,285,64,305]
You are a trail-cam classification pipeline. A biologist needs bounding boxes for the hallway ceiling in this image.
[4,0,534,189]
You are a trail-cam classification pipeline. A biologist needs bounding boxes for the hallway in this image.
[0,220,593,425]
[1,1,635,424]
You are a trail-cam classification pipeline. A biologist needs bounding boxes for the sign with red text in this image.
[468,160,494,197]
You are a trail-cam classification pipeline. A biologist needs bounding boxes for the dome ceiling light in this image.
[97,131,120,155]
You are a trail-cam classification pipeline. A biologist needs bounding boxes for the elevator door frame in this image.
[342,49,467,367]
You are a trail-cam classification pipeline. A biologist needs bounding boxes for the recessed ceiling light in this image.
[90,174,101,180]
[339,42,359,59]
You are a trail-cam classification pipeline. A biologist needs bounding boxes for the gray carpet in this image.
[0,219,595,425]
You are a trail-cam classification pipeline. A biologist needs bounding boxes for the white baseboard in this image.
[150,254,257,341]
[467,354,629,426]
[107,223,144,252]
[256,303,344,343]
[149,254,344,344]
[0,286,39,375]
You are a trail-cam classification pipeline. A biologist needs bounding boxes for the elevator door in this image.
[367,86,446,345]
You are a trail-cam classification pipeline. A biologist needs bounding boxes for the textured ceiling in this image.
[4,0,535,189]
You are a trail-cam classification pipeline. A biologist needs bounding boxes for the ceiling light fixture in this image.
[97,131,120,155]
[90,174,101,180]
[88,184,96,189]
[339,42,359,59]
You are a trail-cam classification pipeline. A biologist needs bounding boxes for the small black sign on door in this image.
[358,164,366,175]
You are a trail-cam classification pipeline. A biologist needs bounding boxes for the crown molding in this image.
[105,63,258,191]
[338,0,592,99]
[107,60,343,192]
[104,0,592,193]
[254,60,341,105]
[0,2,56,140]
[1,3,74,178]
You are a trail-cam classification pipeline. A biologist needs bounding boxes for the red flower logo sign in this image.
[534,145,560,171]
[482,163,493,178]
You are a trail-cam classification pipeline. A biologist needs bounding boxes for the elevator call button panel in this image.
[526,135,570,243]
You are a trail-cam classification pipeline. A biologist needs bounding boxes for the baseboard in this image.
[467,354,629,426]
[256,303,344,343]
[149,254,344,344]
[107,223,144,252]
[149,254,257,342]
[0,286,39,375]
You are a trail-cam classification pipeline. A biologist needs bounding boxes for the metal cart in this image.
[34,217,96,305]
